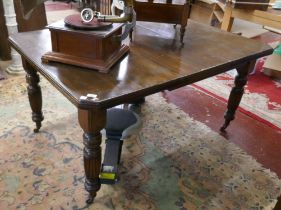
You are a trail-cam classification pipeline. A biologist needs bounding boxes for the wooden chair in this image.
[132,0,192,43]
[0,0,47,60]
[108,0,192,43]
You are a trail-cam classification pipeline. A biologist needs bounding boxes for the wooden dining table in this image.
[9,20,274,204]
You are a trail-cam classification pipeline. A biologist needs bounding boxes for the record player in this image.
[42,0,135,73]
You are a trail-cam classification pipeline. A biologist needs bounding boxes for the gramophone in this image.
[41,0,135,73]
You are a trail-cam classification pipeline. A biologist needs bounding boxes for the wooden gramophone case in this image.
[42,20,129,73]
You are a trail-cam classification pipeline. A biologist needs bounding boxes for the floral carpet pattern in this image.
[0,72,5,80]
[194,60,281,130]
[0,68,7,81]
[0,75,281,209]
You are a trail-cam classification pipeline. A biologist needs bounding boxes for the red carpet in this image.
[163,85,281,177]
[0,68,6,80]
[193,56,281,131]
[0,73,5,80]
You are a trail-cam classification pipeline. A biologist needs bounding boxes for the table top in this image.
[9,20,272,109]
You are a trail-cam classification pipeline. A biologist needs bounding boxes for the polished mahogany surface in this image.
[9,20,272,108]
[8,19,275,205]
[42,21,128,73]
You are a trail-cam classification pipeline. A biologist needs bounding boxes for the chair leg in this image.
[129,29,133,42]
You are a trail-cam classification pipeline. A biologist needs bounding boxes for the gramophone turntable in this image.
[41,0,135,73]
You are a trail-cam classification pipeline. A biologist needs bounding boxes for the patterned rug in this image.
[194,61,281,131]
[0,60,13,81]
[0,73,5,81]
[0,75,281,209]
[0,68,7,81]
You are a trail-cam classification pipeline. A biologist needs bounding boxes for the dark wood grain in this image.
[42,21,129,73]
[14,0,47,32]
[134,1,187,23]
[78,107,106,203]
[220,61,255,131]
[0,0,47,60]
[23,59,44,133]
[9,20,273,204]
[9,21,272,109]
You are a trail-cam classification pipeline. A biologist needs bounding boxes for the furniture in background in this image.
[79,0,112,14]
[42,21,129,73]
[210,0,226,27]
[9,20,273,204]
[133,0,191,43]
[221,5,281,31]
[0,0,47,61]
[210,0,281,31]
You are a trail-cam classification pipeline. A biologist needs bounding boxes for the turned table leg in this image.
[220,61,255,131]
[24,60,44,133]
[78,108,106,204]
